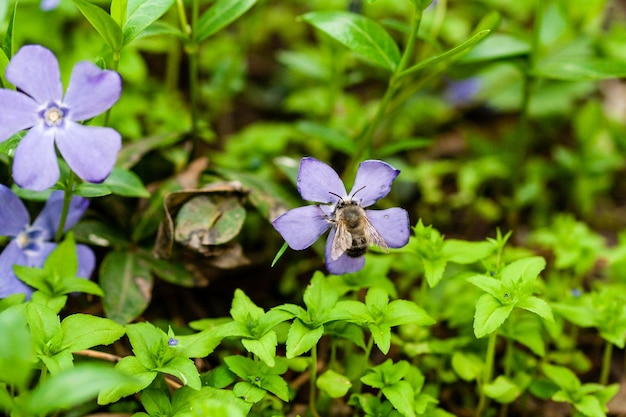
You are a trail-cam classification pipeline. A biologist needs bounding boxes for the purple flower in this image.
[0,45,122,191]
[0,185,95,298]
[443,77,480,107]
[40,0,61,10]
[272,157,410,274]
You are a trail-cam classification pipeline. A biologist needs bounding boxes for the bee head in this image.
[329,185,366,209]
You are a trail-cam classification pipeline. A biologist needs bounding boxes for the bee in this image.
[325,188,388,260]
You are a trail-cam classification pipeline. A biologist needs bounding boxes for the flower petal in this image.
[325,228,365,274]
[272,205,330,250]
[0,241,34,298]
[13,124,59,191]
[40,0,61,11]
[0,184,30,237]
[32,191,89,239]
[0,90,39,142]
[6,45,62,104]
[76,244,96,278]
[296,157,347,204]
[366,208,410,248]
[350,160,400,207]
[63,62,122,121]
[55,122,121,183]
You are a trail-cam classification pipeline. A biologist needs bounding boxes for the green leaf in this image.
[466,275,504,299]
[451,352,483,381]
[542,363,581,393]
[473,294,514,338]
[156,356,201,390]
[123,0,175,46]
[72,0,123,52]
[483,376,521,404]
[384,300,435,327]
[233,381,266,403]
[398,29,491,78]
[382,381,416,417]
[57,277,104,296]
[285,319,324,358]
[369,323,391,354]
[26,303,61,352]
[230,289,265,325]
[302,11,401,71]
[111,0,128,28]
[195,0,257,42]
[573,395,605,417]
[0,306,33,390]
[443,239,495,264]
[0,132,22,158]
[241,331,277,367]
[98,356,157,404]
[260,375,290,402]
[534,58,626,81]
[1,1,17,58]
[44,232,79,288]
[422,257,447,288]
[303,272,339,319]
[517,296,554,322]
[103,167,150,198]
[141,389,171,416]
[100,250,153,324]
[125,322,163,370]
[61,314,125,352]
[13,265,48,293]
[500,256,546,286]
[317,369,352,398]
[27,364,134,414]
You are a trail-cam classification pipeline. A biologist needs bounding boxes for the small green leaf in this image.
[61,314,125,352]
[259,375,290,402]
[195,0,257,42]
[285,319,324,358]
[451,352,483,381]
[534,58,626,81]
[233,381,265,403]
[123,0,175,46]
[517,296,554,322]
[98,356,157,404]
[1,1,17,59]
[241,332,277,367]
[110,0,128,28]
[443,239,495,264]
[542,363,581,393]
[100,250,153,324]
[103,167,150,198]
[317,369,352,398]
[0,306,33,390]
[302,11,401,71]
[460,33,530,63]
[230,289,265,325]
[473,294,514,338]
[466,275,504,299]
[303,272,338,318]
[57,277,104,296]
[156,356,201,390]
[483,376,521,404]
[72,0,123,52]
[26,303,61,351]
[28,364,134,414]
[500,256,546,286]
[369,323,391,354]
[573,395,606,417]
[384,300,435,327]
[125,322,163,370]
[382,381,416,417]
[141,389,171,416]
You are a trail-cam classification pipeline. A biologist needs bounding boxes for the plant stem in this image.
[54,172,76,242]
[476,331,497,417]
[600,341,613,385]
[309,344,320,417]
[347,5,422,173]
[187,0,200,158]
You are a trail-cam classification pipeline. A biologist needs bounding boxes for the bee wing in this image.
[331,221,352,260]
[364,218,388,252]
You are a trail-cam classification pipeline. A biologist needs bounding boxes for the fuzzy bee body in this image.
[328,199,387,260]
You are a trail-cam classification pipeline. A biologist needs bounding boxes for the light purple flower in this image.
[272,157,410,274]
[41,0,61,10]
[0,185,95,298]
[0,45,122,191]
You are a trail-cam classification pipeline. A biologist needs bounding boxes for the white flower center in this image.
[16,225,46,256]
[41,104,67,127]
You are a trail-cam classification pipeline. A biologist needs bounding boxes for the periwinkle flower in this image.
[41,0,61,10]
[0,45,122,191]
[0,185,95,298]
[272,157,410,274]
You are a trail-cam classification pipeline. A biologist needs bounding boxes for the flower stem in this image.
[187,0,200,159]
[600,341,613,385]
[54,172,76,242]
[309,344,320,417]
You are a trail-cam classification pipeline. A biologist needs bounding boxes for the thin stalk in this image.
[347,6,422,173]
[188,0,200,156]
[600,341,613,385]
[476,331,497,417]
[54,172,76,242]
[309,345,320,417]
[103,52,120,127]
